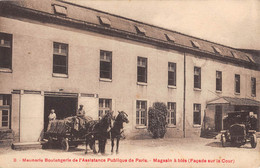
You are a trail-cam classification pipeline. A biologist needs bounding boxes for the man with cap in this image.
[77,104,86,117]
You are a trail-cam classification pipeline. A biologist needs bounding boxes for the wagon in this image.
[44,116,92,151]
[220,111,257,148]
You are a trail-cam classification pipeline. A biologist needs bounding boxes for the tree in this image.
[148,102,168,138]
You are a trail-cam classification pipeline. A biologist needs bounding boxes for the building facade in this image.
[0,0,259,145]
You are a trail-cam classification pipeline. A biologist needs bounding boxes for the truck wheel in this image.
[221,134,226,147]
[61,138,69,151]
[250,134,257,148]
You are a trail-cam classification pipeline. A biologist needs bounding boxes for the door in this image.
[215,105,222,132]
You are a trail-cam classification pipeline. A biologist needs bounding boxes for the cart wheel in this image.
[250,134,257,148]
[221,134,226,147]
[61,138,69,151]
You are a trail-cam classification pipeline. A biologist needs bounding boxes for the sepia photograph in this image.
[0,0,259,167]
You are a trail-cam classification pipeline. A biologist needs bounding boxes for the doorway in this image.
[44,96,77,131]
[215,105,222,132]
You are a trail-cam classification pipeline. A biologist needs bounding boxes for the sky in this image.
[66,0,260,50]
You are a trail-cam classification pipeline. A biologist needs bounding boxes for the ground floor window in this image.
[0,94,11,128]
[136,100,147,126]
[193,104,201,125]
[99,99,112,120]
[167,102,176,126]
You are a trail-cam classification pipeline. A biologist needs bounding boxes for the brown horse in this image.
[85,111,113,154]
[111,111,129,154]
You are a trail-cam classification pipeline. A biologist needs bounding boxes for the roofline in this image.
[0,2,259,70]
[58,0,249,51]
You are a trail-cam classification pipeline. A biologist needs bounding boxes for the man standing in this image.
[48,109,56,121]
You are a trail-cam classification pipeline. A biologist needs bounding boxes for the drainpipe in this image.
[183,52,186,138]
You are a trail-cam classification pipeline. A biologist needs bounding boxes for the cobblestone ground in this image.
[0,137,259,168]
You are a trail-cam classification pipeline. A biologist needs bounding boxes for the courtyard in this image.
[0,136,259,168]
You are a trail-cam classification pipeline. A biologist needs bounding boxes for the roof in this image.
[1,0,259,67]
[207,97,260,106]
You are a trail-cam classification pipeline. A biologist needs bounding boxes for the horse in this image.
[111,111,129,154]
[85,111,113,154]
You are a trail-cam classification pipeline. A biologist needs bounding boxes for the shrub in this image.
[148,102,168,138]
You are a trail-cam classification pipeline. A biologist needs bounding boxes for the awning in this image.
[207,96,260,106]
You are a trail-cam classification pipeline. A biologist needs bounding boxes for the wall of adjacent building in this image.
[185,53,260,137]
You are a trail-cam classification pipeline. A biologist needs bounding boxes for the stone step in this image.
[0,139,13,147]
[11,142,42,150]
[0,129,14,140]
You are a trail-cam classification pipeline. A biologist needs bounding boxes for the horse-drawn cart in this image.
[44,116,92,151]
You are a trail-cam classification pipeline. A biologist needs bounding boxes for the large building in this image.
[0,0,259,145]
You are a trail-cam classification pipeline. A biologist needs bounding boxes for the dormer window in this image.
[98,16,111,27]
[135,26,146,36]
[53,5,67,16]
[165,34,175,42]
[191,40,200,49]
[212,46,221,54]
[231,51,238,58]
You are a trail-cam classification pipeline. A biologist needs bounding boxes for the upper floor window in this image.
[193,104,201,125]
[0,94,11,128]
[136,100,147,126]
[167,102,176,125]
[137,57,147,83]
[216,71,222,91]
[53,42,68,75]
[98,99,111,120]
[100,50,112,79]
[251,77,256,97]
[235,74,240,94]
[194,67,201,89]
[0,32,12,70]
[168,62,176,86]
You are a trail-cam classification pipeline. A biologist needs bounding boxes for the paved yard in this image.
[0,137,259,168]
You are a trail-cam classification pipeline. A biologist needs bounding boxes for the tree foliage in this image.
[148,102,168,138]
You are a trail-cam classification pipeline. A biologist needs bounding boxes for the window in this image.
[98,16,111,26]
[136,101,147,126]
[98,99,111,120]
[53,5,67,16]
[0,32,12,70]
[0,94,11,128]
[137,57,147,83]
[194,67,201,89]
[235,74,240,94]
[135,26,146,36]
[191,40,200,49]
[100,50,112,79]
[216,71,222,91]
[251,77,256,97]
[53,42,68,75]
[212,46,221,54]
[193,104,201,125]
[167,102,176,125]
[165,34,175,42]
[168,62,176,86]
[231,51,238,58]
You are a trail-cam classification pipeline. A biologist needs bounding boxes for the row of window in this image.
[194,67,256,96]
[99,99,177,126]
[0,33,257,96]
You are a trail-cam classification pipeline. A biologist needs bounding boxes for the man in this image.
[48,109,56,121]
[76,105,86,130]
[77,105,86,117]
[248,112,257,130]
